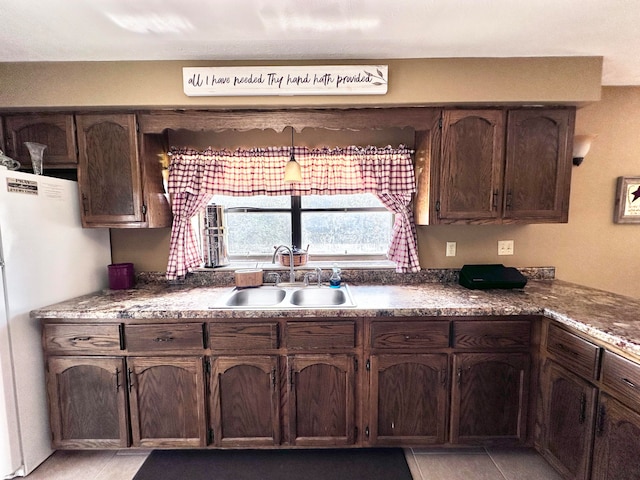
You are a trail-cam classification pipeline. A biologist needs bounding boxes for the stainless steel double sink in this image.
[214,284,356,309]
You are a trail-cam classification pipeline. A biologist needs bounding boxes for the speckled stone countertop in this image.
[32,276,640,361]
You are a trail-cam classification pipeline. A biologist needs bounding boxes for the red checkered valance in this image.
[166,146,420,280]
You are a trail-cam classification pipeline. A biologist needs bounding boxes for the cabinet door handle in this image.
[127,368,134,392]
[115,368,121,392]
[596,404,606,436]
[289,367,295,387]
[505,191,513,210]
[439,368,447,387]
[456,367,462,385]
[579,392,587,424]
[271,368,277,390]
[492,190,499,210]
[81,193,88,215]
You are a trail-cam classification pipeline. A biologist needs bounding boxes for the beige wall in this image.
[7,57,639,298]
[418,87,640,298]
[112,87,640,299]
[0,57,601,109]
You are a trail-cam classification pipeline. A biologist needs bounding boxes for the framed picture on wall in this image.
[614,176,640,223]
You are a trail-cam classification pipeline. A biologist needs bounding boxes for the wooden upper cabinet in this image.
[504,109,575,223]
[432,107,575,224]
[4,114,77,169]
[76,114,144,227]
[437,110,505,223]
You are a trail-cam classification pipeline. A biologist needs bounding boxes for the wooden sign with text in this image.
[183,65,388,97]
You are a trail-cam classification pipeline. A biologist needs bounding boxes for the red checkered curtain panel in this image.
[166,146,418,280]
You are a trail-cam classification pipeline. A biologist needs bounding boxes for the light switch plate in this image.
[498,240,514,255]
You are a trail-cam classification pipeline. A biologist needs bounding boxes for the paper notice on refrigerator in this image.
[40,181,66,201]
[5,177,38,195]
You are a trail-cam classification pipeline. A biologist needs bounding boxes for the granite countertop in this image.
[32,279,640,360]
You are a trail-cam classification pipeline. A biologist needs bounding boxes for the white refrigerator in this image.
[0,168,112,478]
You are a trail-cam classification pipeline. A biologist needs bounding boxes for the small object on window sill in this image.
[235,269,263,288]
[277,248,308,267]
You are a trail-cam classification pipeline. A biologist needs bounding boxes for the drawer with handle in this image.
[125,323,205,353]
[601,350,640,406]
[43,324,123,354]
[546,323,600,379]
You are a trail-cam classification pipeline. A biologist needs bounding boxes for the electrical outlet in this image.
[446,242,457,257]
[498,240,514,256]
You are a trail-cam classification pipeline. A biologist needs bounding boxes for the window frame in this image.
[223,194,392,258]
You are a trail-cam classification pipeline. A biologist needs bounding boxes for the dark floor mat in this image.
[133,448,413,480]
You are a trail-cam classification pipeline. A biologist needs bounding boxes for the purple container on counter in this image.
[108,263,135,290]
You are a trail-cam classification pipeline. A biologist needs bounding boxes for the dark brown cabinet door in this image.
[128,356,207,447]
[504,109,575,223]
[210,355,280,447]
[287,354,356,446]
[451,352,530,445]
[412,109,442,225]
[46,356,129,448]
[76,114,143,227]
[540,361,596,480]
[592,394,640,480]
[4,114,77,169]
[369,354,448,445]
[437,110,505,223]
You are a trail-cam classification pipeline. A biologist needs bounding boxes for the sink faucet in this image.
[272,245,296,283]
[303,267,323,287]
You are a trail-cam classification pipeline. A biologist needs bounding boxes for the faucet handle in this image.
[267,272,281,286]
[303,272,313,286]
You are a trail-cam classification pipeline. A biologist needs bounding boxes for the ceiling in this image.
[1,0,638,86]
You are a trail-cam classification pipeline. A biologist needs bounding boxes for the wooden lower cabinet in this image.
[450,352,530,444]
[369,354,448,445]
[591,393,640,480]
[539,360,597,480]
[287,354,357,446]
[46,356,129,448]
[210,355,280,447]
[127,356,207,448]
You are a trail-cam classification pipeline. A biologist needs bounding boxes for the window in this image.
[208,193,393,258]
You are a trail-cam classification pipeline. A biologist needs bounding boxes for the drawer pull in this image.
[72,336,91,342]
[622,377,638,389]
[153,336,174,342]
[405,335,411,340]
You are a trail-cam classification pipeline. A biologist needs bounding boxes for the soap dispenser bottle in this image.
[329,265,341,288]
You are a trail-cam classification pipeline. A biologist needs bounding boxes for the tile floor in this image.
[22,447,563,480]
